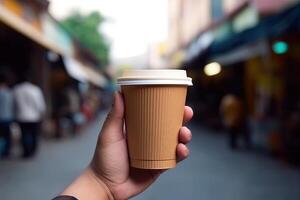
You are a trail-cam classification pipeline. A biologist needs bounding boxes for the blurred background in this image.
[0,0,300,199]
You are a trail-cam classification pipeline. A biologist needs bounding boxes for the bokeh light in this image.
[204,62,222,76]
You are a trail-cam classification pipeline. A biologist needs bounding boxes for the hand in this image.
[90,92,193,200]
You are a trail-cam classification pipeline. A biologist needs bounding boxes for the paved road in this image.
[0,114,300,200]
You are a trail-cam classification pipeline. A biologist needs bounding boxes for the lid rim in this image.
[117,77,192,81]
[117,69,193,86]
[117,79,193,86]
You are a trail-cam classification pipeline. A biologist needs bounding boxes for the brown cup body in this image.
[122,85,187,169]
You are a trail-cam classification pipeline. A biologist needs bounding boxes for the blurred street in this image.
[1,0,300,199]
[0,114,299,200]
[0,114,106,200]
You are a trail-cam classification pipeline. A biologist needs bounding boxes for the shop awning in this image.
[208,2,300,57]
[63,57,88,83]
[211,40,269,65]
[83,66,107,88]
[63,57,107,88]
[184,2,300,67]
[0,4,66,55]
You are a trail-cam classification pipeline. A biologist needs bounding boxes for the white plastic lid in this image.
[117,69,193,86]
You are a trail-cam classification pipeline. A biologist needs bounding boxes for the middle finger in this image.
[179,126,192,144]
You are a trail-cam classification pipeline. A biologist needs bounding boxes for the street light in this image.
[272,41,288,55]
[204,62,221,76]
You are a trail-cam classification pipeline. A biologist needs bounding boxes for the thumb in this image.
[99,91,125,145]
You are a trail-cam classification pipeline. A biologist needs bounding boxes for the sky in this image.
[49,0,168,61]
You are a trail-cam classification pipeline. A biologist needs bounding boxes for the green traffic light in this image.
[272,41,288,54]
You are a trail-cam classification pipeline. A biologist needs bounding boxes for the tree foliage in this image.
[60,11,109,67]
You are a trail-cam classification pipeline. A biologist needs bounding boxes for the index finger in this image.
[183,106,193,124]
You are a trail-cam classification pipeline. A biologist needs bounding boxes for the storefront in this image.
[0,1,110,136]
[181,1,300,160]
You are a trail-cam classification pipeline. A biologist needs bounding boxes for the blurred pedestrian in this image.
[220,94,251,150]
[63,87,81,134]
[14,78,46,158]
[0,71,14,158]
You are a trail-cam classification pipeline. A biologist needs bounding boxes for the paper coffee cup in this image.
[117,70,192,169]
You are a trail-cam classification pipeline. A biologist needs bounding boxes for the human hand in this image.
[90,92,193,200]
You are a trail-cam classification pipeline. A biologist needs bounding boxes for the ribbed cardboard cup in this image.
[118,70,192,169]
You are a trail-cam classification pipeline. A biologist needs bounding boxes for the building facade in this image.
[167,0,243,67]
[167,0,300,159]
[0,0,109,136]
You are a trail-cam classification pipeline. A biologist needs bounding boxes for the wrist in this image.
[61,168,114,200]
[86,167,114,200]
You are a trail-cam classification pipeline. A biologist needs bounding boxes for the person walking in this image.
[14,78,46,158]
[0,71,14,158]
[220,94,251,150]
